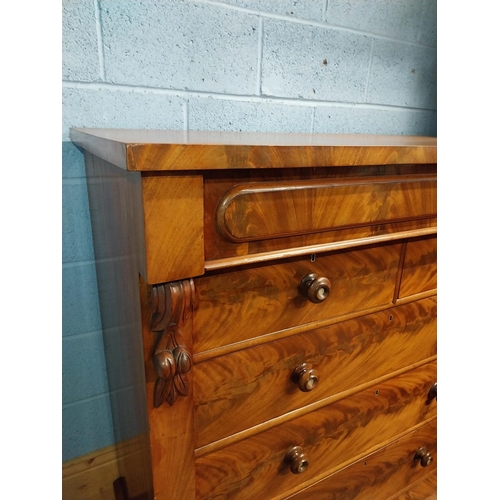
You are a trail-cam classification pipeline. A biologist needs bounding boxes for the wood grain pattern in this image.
[390,470,437,500]
[62,437,151,500]
[204,166,437,262]
[76,131,438,500]
[141,174,205,284]
[70,128,437,171]
[286,419,436,500]
[84,153,147,280]
[140,277,196,500]
[205,226,437,272]
[194,362,437,500]
[131,141,437,171]
[196,357,435,458]
[399,236,437,299]
[216,176,436,242]
[192,242,401,353]
[84,153,153,498]
[150,281,194,408]
[193,297,437,447]
[71,128,130,169]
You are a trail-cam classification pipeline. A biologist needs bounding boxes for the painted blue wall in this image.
[62,0,437,462]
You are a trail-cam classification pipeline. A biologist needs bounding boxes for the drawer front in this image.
[193,242,401,353]
[193,298,437,447]
[399,235,437,299]
[195,361,437,500]
[204,166,437,264]
[216,176,436,243]
[287,419,437,500]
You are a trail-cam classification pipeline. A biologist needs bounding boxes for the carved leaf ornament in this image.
[149,280,194,408]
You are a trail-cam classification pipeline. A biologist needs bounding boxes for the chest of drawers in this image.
[72,129,437,500]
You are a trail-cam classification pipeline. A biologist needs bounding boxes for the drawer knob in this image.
[284,446,309,474]
[428,382,437,402]
[414,446,433,467]
[299,273,331,304]
[291,363,319,392]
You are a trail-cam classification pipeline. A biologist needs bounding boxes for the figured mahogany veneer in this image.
[192,242,401,353]
[74,129,437,500]
[193,298,437,447]
[288,419,437,500]
[71,129,437,171]
[399,235,437,299]
[195,362,437,500]
[204,165,436,265]
[216,176,436,243]
[141,174,205,284]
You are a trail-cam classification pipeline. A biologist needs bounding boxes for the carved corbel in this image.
[149,279,194,408]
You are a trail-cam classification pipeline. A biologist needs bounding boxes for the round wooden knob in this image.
[428,382,437,402]
[299,273,331,304]
[284,446,309,474]
[414,447,433,467]
[291,363,319,392]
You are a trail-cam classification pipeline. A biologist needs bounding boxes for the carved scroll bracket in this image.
[148,279,194,408]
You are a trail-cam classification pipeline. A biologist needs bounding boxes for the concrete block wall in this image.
[62,0,437,462]
[62,142,115,461]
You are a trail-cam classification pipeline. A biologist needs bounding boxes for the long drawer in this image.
[203,167,437,263]
[287,418,437,500]
[194,361,437,500]
[193,242,402,353]
[215,176,437,243]
[193,298,437,447]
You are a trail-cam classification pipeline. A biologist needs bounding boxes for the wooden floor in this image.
[393,471,437,500]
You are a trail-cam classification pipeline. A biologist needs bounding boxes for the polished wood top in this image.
[71,128,437,147]
[70,128,437,171]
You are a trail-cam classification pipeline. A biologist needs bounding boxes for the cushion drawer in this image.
[195,361,437,500]
[399,235,437,299]
[193,298,437,447]
[288,419,437,500]
[192,242,401,353]
[216,176,436,243]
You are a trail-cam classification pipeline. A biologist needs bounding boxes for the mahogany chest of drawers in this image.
[72,129,437,500]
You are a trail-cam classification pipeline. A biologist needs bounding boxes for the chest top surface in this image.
[70,128,437,171]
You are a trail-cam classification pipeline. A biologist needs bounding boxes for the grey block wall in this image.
[62,0,437,461]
